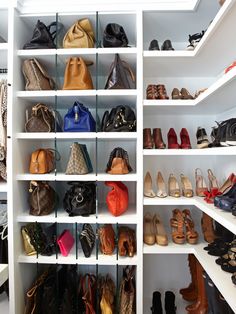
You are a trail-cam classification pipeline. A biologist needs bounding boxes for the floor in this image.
[0,292,9,313]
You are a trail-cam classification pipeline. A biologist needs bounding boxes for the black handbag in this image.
[79,223,96,258]
[63,182,96,216]
[41,223,57,256]
[103,23,128,47]
[101,105,136,132]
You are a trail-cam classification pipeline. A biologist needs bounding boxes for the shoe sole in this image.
[197,142,209,149]
[226,141,236,146]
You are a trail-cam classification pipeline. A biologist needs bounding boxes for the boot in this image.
[201,213,216,243]
[165,291,176,314]
[153,128,166,149]
[151,291,163,314]
[143,128,153,149]
[179,254,198,301]
[186,260,208,314]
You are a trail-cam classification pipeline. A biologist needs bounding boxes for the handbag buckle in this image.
[75,193,84,203]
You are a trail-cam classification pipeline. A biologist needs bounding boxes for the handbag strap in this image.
[33,148,61,163]
[47,21,63,42]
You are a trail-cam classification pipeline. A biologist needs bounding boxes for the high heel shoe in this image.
[183,209,198,244]
[168,174,181,197]
[180,128,191,149]
[217,183,236,211]
[156,171,167,198]
[143,213,155,245]
[214,174,236,208]
[195,168,208,197]
[170,209,185,244]
[204,169,220,204]
[201,212,216,243]
[180,174,193,197]
[153,214,168,246]
[167,128,179,149]
[144,172,155,198]
[180,88,193,100]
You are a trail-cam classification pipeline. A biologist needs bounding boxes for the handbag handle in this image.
[34,149,61,163]
[121,60,135,82]
[66,57,94,66]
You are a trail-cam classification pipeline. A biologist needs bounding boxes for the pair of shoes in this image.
[215,240,236,266]
[171,87,194,99]
[186,31,205,50]
[168,128,191,149]
[220,240,236,273]
[149,39,174,51]
[170,209,198,244]
[143,128,166,149]
[143,213,168,246]
[151,290,176,314]
[146,84,169,100]
[196,127,210,148]
[144,171,167,198]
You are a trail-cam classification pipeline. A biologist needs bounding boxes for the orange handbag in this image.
[29,149,59,174]
[105,181,129,216]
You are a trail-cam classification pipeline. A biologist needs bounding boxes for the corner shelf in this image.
[143,147,236,156]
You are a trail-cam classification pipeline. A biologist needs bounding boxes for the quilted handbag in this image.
[57,229,74,257]
[64,101,96,132]
[105,181,129,216]
[79,223,96,257]
[103,23,128,48]
[106,147,132,174]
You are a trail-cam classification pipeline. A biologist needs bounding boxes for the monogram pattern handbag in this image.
[106,147,133,174]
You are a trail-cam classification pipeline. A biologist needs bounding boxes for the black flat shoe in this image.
[161,39,174,51]
[149,39,160,51]
[208,241,230,256]
[221,253,236,273]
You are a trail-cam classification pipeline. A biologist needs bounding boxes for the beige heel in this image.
[153,214,168,246]
[168,174,180,197]
[143,213,155,245]
[156,171,167,198]
[144,171,155,197]
[195,168,208,197]
[180,174,193,197]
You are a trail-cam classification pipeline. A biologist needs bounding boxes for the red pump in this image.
[167,128,180,149]
[180,128,192,149]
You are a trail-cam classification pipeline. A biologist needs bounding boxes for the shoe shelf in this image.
[0,264,8,287]
[143,147,236,156]
[143,242,198,255]
[16,132,138,139]
[0,182,7,192]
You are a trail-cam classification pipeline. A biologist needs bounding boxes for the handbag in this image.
[64,101,96,132]
[79,223,96,258]
[78,274,96,314]
[119,266,136,314]
[29,181,56,216]
[104,54,135,89]
[57,229,74,257]
[65,142,93,175]
[99,275,116,314]
[101,105,136,132]
[63,182,96,216]
[62,57,94,90]
[21,222,45,256]
[29,148,60,174]
[63,18,95,48]
[118,226,136,257]
[41,223,57,256]
[103,23,128,48]
[22,58,55,91]
[99,224,115,255]
[105,181,129,216]
[106,147,132,174]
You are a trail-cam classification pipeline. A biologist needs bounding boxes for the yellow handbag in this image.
[63,18,95,48]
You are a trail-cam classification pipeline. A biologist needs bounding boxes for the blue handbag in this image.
[64,101,96,132]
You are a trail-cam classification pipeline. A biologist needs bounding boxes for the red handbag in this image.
[105,181,129,216]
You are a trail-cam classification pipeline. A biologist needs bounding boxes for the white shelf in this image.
[16,173,56,181]
[143,242,200,254]
[56,173,97,181]
[0,182,7,192]
[97,205,137,224]
[144,196,194,206]
[16,132,137,139]
[0,43,8,50]
[143,147,236,156]
[96,173,138,181]
[0,264,8,286]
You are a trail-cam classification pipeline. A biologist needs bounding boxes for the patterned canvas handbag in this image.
[65,142,92,175]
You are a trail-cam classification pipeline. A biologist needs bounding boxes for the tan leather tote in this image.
[63,18,95,48]
[62,57,94,90]
[29,149,59,174]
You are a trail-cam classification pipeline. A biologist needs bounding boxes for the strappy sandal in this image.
[170,209,185,244]
[183,209,198,244]
[146,85,158,100]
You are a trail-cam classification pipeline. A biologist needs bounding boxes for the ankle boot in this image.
[180,254,198,301]
[143,128,153,149]
[153,128,166,149]
[186,260,208,314]
[201,213,216,244]
[165,291,176,314]
[151,291,163,314]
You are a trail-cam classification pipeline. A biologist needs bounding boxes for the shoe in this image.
[225,118,236,145]
[156,171,167,198]
[153,214,168,246]
[168,174,181,197]
[156,84,169,99]
[201,212,216,244]
[151,291,163,314]
[208,125,221,148]
[153,128,166,149]
[180,174,193,197]
[143,128,153,149]
[161,39,174,50]
[170,209,185,244]
[225,61,236,74]
[221,252,236,273]
[144,172,155,198]
[216,249,235,265]
[196,127,210,149]
[146,84,158,100]
[186,31,205,50]
[180,128,191,149]
[217,184,236,211]
[194,88,207,98]
[231,273,236,285]
[180,254,198,301]
[208,169,219,193]
[214,174,236,207]
[183,209,198,244]
[180,88,194,100]
[165,291,176,314]
[143,213,156,245]
[167,128,179,149]
[208,241,231,257]
[195,168,208,197]
[219,0,226,6]
[149,39,160,51]
[171,88,181,99]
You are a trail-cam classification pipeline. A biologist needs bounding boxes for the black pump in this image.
[165,291,177,314]
[151,291,163,314]
[149,39,160,51]
[161,39,174,50]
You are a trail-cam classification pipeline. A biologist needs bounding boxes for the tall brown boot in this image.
[186,260,208,314]
[143,128,153,149]
[153,128,166,149]
[179,254,198,301]
[201,212,216,243]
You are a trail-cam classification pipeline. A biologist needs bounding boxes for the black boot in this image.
[165,291,176,314]
[149,39,160,51]
[161,39,174,50]
[151,291,163,314]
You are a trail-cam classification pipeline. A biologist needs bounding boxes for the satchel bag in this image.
[64,101,96,132]
[57,229,74,257]
[29,148,60,174]
[103,23,128,48]
[79,223,96,258]
[65,142,93,175]
[63,18,95,48]
[105,181,129,216]
[22,58,55,91]
[106,147,133,175]
[119,266,136,314]
[99,224,115,255]
[29,180,56,216]
[104,54,135,89]
[101,105,136,132]
[63,182,96,216]
[62,57,93,90]
[118,226,136,257]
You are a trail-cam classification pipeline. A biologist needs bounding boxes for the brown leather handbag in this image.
[78,273,96,314]
[29,148,60,174]
[99,224,115,255]
[62,57,94,90]
[22,58,55,91]
[99,275,116,314]
[106,147,133,175]
[25,103,56,132]
[118,226,136,257]
[119,266,136,314]
[63,18,95,48]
